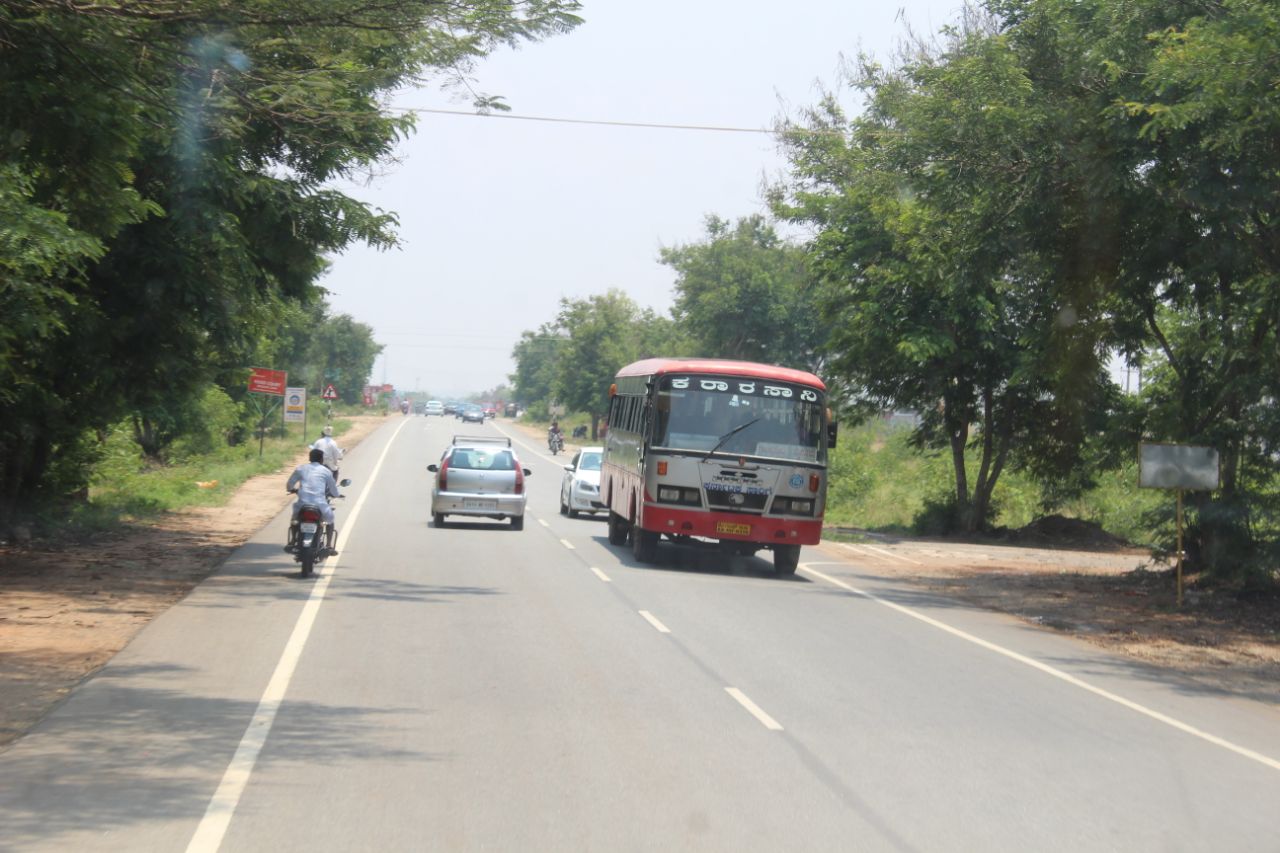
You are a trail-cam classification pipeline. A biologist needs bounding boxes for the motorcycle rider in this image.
[286,448,342,554]
[310,425,343,479]
[548,420,564,452]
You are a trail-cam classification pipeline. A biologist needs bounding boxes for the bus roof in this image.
[615,358,826,391]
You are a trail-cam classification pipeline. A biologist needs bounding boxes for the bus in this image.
[600,358,835,575]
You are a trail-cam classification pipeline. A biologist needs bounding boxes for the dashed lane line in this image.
[638,610,671,634]
[725,687,784,731]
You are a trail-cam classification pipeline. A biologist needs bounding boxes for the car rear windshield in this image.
[450,449,515,470]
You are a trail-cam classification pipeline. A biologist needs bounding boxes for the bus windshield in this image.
[651,375,826,463]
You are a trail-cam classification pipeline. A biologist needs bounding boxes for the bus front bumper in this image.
[641,504,822,546]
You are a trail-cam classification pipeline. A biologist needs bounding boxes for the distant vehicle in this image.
[483,405,497,419]
[560,447,605,518]
[458,404,485,423]
[600,357,834,575]
[444,402,460,415]
[424,400,445,416]
[504,402,518,417]
[428,436,531,530]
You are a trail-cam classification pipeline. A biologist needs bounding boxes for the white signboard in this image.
[284,387,307,423]
[1139,443,1220,491]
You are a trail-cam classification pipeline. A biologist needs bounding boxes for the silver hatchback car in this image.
[429,436,531,529]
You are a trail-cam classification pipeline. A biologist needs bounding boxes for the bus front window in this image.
[652,376,825,463]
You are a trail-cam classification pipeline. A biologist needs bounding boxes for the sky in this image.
[321,0,964,398]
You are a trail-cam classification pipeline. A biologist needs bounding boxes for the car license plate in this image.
[715,521,751,536]
[463,499,497,510]
[300,523,318,534]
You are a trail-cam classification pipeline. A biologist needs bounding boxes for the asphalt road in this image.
[2,416,1279,852]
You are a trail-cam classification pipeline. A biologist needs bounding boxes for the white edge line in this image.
[859,542,922,565]
[186,417,412,853]
[638,610,671,634]
[560,538,576,550]
[799,565,1280,773]
[725,687,784,731]
[589,566,611,582]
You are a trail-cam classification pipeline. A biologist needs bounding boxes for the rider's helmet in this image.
[551,420,559,429]
[322,425,333,436]
[309,448,325,464]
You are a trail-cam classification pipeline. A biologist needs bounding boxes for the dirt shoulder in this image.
[0,415,388,747]
[2,416,1277,748]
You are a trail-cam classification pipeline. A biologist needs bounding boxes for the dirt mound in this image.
[1008,514,1130,550]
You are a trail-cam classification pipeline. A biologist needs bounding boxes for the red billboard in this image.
[248,367,287,396]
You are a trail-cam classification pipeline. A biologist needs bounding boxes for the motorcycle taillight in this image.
[299,507,323,523]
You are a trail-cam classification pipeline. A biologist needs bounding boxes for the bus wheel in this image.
[631,527,659,563]
[773,545,801,576]
[607,511,629,546]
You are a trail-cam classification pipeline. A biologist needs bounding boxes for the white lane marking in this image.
[799,564,1280,774]
[186,417,411,853]
[858,542,922,565]
[638,610,671,633]
[560,538,576,550]
[725,687,784,731]
[538,518,550,528]
[839,541,920,565]
[589,566,612,582]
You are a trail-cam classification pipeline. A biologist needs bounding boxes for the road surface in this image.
[2,417,1278,851]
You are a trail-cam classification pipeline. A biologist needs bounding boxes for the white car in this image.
[424,400,445,416]
[559,447,605,518]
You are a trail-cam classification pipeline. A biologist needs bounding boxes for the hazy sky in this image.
[322,1,963,398]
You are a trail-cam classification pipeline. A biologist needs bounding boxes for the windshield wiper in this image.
[703,417,760,458]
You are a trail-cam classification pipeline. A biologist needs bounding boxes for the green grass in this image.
[825,421,1164,543]
[75,417,363,529]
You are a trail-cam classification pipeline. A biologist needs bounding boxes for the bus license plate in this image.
[715,521,751,536]
[464,499,496,510]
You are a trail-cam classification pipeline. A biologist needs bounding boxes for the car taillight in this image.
[514,464,524,495]
[299,507,323,523]
[438,458,449,491]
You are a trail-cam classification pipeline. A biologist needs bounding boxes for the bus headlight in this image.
[773,498,814,516]
[657,486,701,506]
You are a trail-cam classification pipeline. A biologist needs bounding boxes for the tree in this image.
[661,214,824,371]
[552,290,676,438]
[0,0,582,525]
[774,15,1115,532]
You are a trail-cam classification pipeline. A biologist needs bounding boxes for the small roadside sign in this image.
[248,367,287,396]
[284,387,306,423]
[322,384,339,401]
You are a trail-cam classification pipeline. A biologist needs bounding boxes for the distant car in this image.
[483,406,497,419]
[559,447,605,518]
[444,402,460,415]
[428,436,530,529]
[424,400,445,416]
[458,404,485,423]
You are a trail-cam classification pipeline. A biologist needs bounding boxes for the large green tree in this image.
[775,19,1116,532]
[661,214,824,371]
[0,0,581,524]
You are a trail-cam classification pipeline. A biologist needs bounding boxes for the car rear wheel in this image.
[510,515,524,531]
[607,511,628,546]
[559,492,568,515]
[434,513,446,528]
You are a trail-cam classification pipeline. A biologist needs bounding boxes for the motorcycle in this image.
[548,430,564,455]
[286,479,351,577]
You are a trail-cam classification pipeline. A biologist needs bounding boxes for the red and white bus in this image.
[600,358,835,574]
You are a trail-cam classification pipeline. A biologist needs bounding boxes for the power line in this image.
[409,108,788,137]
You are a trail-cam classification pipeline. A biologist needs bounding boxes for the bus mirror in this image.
[827,421,839,449]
